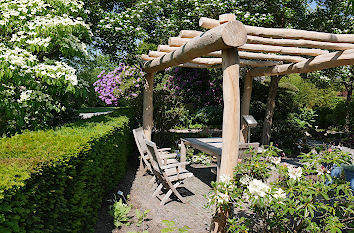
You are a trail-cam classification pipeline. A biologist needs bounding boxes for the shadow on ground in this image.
[94,150,139,233]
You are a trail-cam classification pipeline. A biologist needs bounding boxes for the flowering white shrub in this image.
[247,179,270,199]
[207,145,354,232]
[287,165,303,180]
[0,0,92,135]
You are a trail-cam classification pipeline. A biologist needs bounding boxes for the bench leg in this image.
[180,141,187,169]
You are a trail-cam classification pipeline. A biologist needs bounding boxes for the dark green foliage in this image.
[315,99,354,131]
[0,108,133,233]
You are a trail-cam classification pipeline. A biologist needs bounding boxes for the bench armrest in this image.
[158,148,172,152]
[160,153,177,159]
[161,162,189,170]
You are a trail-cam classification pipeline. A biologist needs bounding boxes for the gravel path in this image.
[94,153,216,233]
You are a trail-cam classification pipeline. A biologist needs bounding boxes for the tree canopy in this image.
[0,0,92,135]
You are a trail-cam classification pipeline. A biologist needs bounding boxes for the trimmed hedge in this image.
[0,108,133,233]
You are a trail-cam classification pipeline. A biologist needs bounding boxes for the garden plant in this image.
[0,0,92,136]
[207,146,354,232]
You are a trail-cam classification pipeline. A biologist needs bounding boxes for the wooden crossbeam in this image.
[157,46,306,63]
[199,15,354,43]
[143,21,247,73]
[239,44,328,56]
[179,30,354,51]
[143,53,282,67]
[247,35,354,51]
[141,54,210,68]
[168,37,328,56]
[247,49,354,77]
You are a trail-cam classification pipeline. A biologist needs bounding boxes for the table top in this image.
[182,137,259,156]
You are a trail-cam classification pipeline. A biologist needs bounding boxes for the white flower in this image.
[273,188,286,199]
[217,192,229,203]
[240,175,251,185]
[220,174,231,183]
[316,165,330,176]
[18,90,33,102]
[248,179,270,199]
[288,166,302,180]
[271,156,281,165]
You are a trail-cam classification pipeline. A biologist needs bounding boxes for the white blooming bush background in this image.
[94,0,276,60]
[207,145,354,232]
[0,0,92,136]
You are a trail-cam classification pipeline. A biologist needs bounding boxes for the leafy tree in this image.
[0,0,92,136]
[92,0,309,61]
[304,0,354,132]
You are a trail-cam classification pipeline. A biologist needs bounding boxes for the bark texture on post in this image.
[241,74,253,142]
[261,76,283,145]
[143,72,154,140]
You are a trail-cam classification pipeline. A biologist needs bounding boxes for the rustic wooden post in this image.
[220,47,241,177]
[210,47,241,233]
[261,75,283,145]
[240,74,253,142]
[143,72,154,140]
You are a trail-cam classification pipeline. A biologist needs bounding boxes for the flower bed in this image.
[207,145,354,232]
[0,108,133,233]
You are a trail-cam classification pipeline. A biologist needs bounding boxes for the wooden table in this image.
[180,137,259,180]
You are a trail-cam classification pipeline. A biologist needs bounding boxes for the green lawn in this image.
[78,107,118,113]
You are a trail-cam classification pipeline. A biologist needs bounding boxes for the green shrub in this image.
[0,108,133,233]
[207,146,354,232]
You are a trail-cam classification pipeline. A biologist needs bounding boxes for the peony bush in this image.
[207,145,354,232]
[0,0,92,136]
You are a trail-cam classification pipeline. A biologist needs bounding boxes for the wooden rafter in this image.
[143,20,247,73]
[247,49,354,77]
[157,46,306,63]
[145,51,282,67]
[200,14,354,43]
[168,37,328,56]
[179,31,354,51]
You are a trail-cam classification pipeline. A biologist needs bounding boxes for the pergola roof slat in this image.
[168,37,329,56]
[247,49,354,77]
[180,30,354,51]
[247,35,354,51]
[151,50,305,63]
[199,16,354,43]
[144,53,283,67]
[141,54,211,68]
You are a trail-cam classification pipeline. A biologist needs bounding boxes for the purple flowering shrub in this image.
[167,68,222,107]
[93,64,145,105]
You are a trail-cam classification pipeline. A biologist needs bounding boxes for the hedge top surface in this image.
[0,108,131,195]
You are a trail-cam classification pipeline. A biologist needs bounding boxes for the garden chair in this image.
[133,127,178,174]
[145,139,194,205]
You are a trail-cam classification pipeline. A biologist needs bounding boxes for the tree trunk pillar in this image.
[344,81,353,133]
[240,74,253,142]
[210,47,240,233]
[143,72,154,140]
[220,47,241,178]
[261,75,283,145]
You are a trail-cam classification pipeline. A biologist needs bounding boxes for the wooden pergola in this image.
[141,13,354,178]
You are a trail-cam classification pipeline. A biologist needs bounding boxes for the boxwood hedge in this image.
[0,108,133,233]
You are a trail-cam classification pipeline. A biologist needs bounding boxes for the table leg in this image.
[216,155,221,181]
[180,140,187,169]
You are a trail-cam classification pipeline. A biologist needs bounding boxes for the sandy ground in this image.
[94,153,216,233]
